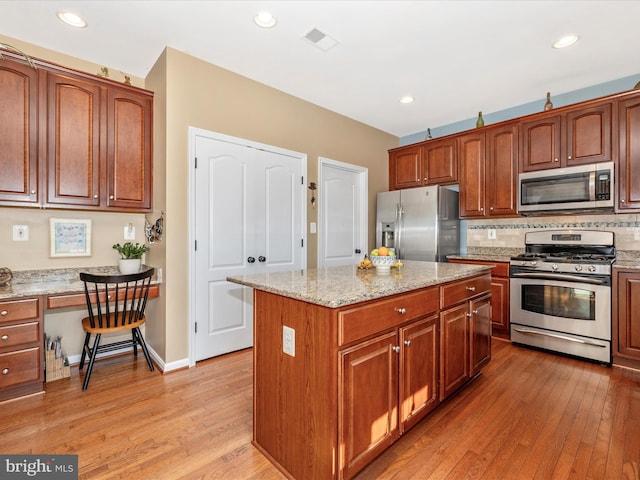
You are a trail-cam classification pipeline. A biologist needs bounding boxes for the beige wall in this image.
[147,48,397,363]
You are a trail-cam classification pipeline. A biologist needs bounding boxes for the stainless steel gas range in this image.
[510,230,614,364]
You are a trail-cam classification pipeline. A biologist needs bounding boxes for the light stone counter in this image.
[0,266,157,301]
[227,260,490,308]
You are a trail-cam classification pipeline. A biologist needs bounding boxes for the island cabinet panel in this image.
[250,273,490,480]
[339,331,399,479]
[0,297,44,402]
[252,290,339,480]
[338,288,438,346]
[0,59,39,206]
[448,259,510,337]
[399,314,439,432]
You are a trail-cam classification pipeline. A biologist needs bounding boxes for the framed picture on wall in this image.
[50,219,92,257]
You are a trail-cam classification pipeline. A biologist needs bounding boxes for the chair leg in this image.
[79,332,91,369]
[132,329,138,357]
[134,327,154,372]
[82,333,101,391]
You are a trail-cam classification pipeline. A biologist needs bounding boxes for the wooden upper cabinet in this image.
[45,71,103,208]
[389,138,457,190]
[107,88,153,211]
[0,59,39,206]
[458,124,518,219]
[389,145,422,190]
[423,138,457,185]
[520,114,562,172]
[521,102,612,172]
[617,94,640,211]
[0,53,153,212]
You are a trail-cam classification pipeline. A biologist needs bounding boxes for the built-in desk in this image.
[0,267,159,403]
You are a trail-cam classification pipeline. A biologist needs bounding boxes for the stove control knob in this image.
[530,261,537,267]
[551,264,559,271]
[575,265,583,272]
[588,265,597,272]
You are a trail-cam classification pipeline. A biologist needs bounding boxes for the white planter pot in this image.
[118,258,141,274]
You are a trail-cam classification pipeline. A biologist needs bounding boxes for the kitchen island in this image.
[228,260,492,480]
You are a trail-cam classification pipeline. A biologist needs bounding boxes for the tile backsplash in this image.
[466,213,640,258]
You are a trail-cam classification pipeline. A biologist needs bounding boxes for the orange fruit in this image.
[378,246,389,256]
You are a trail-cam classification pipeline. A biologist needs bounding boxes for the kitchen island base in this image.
[249,268,491,479]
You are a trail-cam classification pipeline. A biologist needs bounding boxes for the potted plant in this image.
[113,242,150,274]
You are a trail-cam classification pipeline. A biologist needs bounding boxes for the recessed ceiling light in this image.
[553,34,579,49]
[57,11,87,28]
[254,11,277,28]
[400,96,415,104]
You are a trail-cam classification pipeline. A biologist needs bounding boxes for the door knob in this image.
[247,257,256,263]
[355,249,361,254]
[258,256,266,263]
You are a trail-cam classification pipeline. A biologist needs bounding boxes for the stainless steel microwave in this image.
[518,161,614,214]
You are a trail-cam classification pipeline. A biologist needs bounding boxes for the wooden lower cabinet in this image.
[448,259,509,337]
[613,269,640,369]
[0,297,44,402]
[253,274,490,480]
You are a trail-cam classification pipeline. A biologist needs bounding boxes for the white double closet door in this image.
[192,129,305,361]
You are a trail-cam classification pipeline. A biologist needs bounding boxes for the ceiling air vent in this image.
[303,27,339,52]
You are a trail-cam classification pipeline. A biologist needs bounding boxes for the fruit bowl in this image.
[370,255,397,273]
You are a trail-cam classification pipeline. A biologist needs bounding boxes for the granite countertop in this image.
[613,259,640,270]
[0,266,158,301]
[227,260,490,308]
[447,254,514,263]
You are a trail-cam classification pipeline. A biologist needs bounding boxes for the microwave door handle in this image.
[589,171,596,201]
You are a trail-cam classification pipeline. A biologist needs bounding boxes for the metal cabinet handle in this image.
[247,257,256,263]
[394,307,406,314]
[258,256,266,263]
[2,368,8,375]
[30,190,36,195]
[94,194,99,199]
[109,195,114,200]
[466,313,472,318]
[472,309,479,314]
[554,158,559,162]
[0,310,7,316]
[1,335,8,341]
[404,340,412,347]
[392,346,401,353]
[466,286,476,292]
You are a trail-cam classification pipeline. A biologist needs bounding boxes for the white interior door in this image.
[318,157,368,267]
[192,130,305,361]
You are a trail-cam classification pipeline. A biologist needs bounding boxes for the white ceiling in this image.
[1,0,639,137]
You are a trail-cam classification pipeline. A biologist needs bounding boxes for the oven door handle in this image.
[513,328,607,348]
[510,272,608,285]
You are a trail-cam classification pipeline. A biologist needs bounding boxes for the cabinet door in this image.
[339,331,399,479]
[566,102,612,167]
[458,132,485,218]
[615,272,640,359]
[618,95,640,211]
[439,303,469,400]
[45,71,102,208]
[520,114,562,172]
[470,294,492,376]
[0,60,39,205]
[424,138,457,185]
[106,88,153,211]
[490,276,510,335]
[389,145,422,190]
[486,124,518,216]
[399,315,439,433]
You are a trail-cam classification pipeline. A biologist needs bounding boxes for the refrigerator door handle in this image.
[396,202,402,258]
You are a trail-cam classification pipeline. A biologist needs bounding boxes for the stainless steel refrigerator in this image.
[376,185,460,262]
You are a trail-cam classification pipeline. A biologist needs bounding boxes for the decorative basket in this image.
[0,267,12,286]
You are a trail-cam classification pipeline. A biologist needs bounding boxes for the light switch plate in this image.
[283,326,295,357]
[124,225,136,240]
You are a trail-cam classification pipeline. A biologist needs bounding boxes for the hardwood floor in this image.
[1,339,639,479]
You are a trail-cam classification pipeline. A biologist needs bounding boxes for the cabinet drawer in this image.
[47,284,160,309]
[440,274,491,309]
[0,322,40,349]
[0,298,39,324]
[0,347,41,388]
[339,288,438,346]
